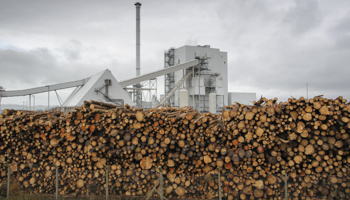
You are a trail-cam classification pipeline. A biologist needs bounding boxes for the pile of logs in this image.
[0,96,349,199]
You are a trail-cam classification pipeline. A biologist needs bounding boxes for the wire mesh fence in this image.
[1,162,349,200]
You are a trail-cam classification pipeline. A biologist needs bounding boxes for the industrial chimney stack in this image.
[135,2,141,77]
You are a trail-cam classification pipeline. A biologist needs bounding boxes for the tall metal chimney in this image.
[135,2,141,77]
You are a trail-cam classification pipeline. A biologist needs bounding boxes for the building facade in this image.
[164,45,228,112]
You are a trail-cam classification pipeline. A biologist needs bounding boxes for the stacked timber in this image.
[0,96,349,199]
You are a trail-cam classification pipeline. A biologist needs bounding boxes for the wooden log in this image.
[0,96,349,199]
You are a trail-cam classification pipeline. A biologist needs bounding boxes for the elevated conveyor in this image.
[0,78,90,97]
[0,60,200,108]
[119,60,199,87]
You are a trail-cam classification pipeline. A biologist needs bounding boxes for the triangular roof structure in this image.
[62,69,134,107]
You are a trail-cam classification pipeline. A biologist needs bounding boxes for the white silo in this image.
[209,92,217,113]
[179,89,189,107]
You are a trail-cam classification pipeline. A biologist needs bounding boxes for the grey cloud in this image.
[329,14,350,49]
[0,44,121,90]
[333,15,350,33]
[283,0,323,35]
[0,1,134,48]
[218,0,350,102]
[216,1,272,39]
[0,48,56,85]
[61,40,83,61]
[229,30,350,101]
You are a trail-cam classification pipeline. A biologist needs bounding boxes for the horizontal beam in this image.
[124,87,156,91]
[0,78,90,97]
[119,59,199,88]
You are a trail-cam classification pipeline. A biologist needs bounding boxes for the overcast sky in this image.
[0,0,350,107]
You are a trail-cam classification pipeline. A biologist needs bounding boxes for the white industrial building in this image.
[163,45,228,112]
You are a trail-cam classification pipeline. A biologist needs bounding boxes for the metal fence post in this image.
[285,168,288,200]
[105,165,109,200]
[159,166,164,200]
[7,163,10,199]
[218,168,222,200]
[146,166,168,200]
[54,163,58,200]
